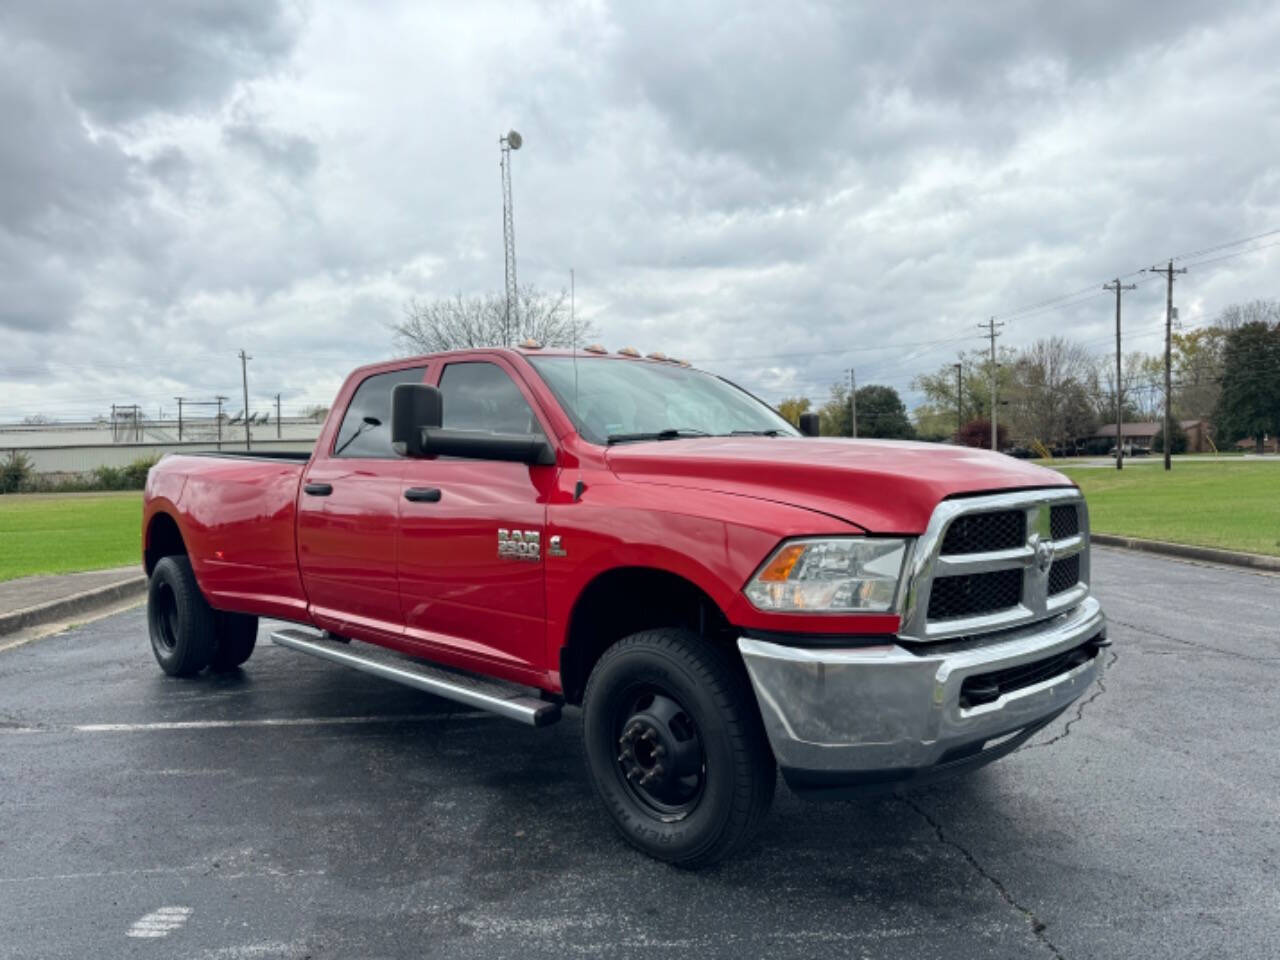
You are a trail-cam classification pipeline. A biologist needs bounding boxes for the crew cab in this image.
[141,346,1108,866]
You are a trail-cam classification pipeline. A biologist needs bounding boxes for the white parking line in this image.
[126,905,192,938]
[0,712,492,735]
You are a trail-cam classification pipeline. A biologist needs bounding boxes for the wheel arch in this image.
[144,509,188,577]
[559,565,738,706]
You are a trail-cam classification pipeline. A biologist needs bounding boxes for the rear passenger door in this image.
[297,365,427,639]
[396,358,557,680]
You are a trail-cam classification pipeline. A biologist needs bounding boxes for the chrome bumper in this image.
[738,596,1107,795]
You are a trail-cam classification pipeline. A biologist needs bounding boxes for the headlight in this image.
[744,538,909,613]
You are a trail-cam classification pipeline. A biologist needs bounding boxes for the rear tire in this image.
[147,556,217,677]
[210,611,258,671]
[582,628,775,868]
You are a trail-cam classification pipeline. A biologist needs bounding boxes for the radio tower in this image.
[499,130,523,346]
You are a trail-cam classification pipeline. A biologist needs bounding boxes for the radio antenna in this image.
[571,268,579,412]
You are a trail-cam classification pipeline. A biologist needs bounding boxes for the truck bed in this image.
[146,453,310,622]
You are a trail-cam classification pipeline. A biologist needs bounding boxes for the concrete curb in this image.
[0,576,148,636]
[1092,533,1280,572]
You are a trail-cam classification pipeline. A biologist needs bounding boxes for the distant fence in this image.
[1,440,317,476]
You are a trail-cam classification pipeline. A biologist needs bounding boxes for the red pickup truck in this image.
[142,346,1107,866]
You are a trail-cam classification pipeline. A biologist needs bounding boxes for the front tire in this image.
[582,628,775,868]
[147,556,217,677]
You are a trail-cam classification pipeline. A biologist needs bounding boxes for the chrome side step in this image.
[270,628,561,727]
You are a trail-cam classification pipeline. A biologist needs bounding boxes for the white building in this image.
[0,415,322,475]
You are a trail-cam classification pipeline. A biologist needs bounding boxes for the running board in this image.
[270,628,561,727]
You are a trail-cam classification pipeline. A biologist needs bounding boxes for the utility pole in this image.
[1103,278,1137,470]
[238,350,253,451]
[499,130,523,345]
[175,397,184,442]
[110,403,117,443]
[1149,260,1187,471]
[953,362,963,441]
[979,317,1004,451]
[275,393,282,439]
[215,395,227,451]
[847,368,857,437]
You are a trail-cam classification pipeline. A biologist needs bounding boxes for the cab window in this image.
[439,362,544,436]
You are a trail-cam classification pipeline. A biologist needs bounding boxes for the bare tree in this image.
[392,285,596,355]
[1089,350,1163,423]
[1007,337,1098,448]
[1214,299,1280,332]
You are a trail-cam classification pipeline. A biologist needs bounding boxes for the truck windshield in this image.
[526,356,799,445]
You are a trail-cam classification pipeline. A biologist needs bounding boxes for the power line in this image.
[1170,227,1280,263]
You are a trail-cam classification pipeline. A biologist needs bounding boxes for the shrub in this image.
[121,456,160,489]
[92,465,126,490]
[1,450,34,494]
[955,419,1009,450]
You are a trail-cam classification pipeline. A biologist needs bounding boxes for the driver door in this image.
[396,358,557,679]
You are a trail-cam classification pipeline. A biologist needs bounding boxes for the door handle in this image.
[303,482,333,496]
[404,487,442,503]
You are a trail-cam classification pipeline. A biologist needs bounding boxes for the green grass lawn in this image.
[1060,462,1280,557]
[0,492,143,581]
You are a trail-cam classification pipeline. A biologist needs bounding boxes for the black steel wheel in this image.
[146,556,217,677]
[582,628,775,868]
[614,688,706,819]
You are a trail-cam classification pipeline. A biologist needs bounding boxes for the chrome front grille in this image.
[899,488,1090,642]
[940,510,1025,554]
[926,568,1023,620]
[1048,554,1080,596]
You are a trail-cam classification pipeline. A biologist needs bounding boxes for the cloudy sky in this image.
[2,0,1278,422]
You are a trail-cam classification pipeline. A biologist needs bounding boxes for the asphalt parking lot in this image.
[1,548,1277,960]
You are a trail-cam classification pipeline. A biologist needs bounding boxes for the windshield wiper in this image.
[728,429,784,437]
[606,428,711,445]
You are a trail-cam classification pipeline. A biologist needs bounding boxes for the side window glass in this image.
[439,362,544,436]
[333,367,427,458]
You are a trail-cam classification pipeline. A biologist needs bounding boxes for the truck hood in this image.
[604,437,1073,533]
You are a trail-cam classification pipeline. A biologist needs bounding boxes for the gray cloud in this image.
[0,0,301,123]
[224,119,319,178]
[1,0,1278,421]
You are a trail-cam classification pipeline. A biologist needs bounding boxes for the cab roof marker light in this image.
[518,339,543,349]
[617,346,641,357]
[646,351,668,361]
[584,343,608,354]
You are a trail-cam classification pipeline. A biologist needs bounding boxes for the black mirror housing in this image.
[420,428,556,466]
[391,383,443,456]
[798,412,820,437]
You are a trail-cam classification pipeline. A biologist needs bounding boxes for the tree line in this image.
[777,299,1280,452]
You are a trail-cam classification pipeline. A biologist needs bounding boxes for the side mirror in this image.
[391,382,555,465]
[391,383,443,456]
[798,412,820,437]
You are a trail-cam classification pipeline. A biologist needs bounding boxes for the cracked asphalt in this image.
[1,547,1277,959]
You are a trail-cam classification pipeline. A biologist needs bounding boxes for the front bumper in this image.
[738,596,1107,797]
